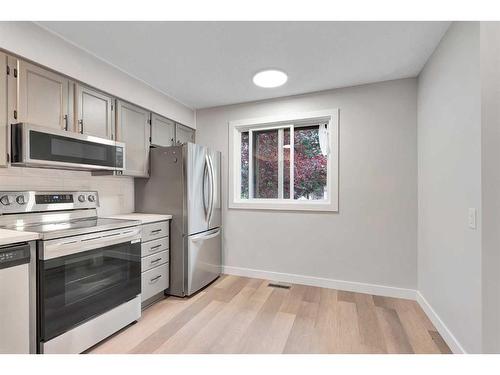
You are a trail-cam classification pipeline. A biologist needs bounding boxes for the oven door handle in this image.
[41,227,142,260]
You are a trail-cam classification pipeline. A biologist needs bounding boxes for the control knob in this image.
[88,195,96,203]
[16,195,26,205]
[0,195,11,206]
[78,194,86,203]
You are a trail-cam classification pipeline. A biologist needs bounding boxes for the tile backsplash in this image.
[0,166,134,216]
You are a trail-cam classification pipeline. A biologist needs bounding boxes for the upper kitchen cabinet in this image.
[75,84,115,139]
[151,113,175,147]
[16,60,71,131]
[115,100,150,177]
[175,123,195,145]
[0,52,7,167]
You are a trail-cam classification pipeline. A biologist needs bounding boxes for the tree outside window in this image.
[240,124,327,201]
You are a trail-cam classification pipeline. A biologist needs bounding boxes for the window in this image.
[229,109,339,211]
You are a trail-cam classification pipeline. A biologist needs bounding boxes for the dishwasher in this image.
[0,241,36,354]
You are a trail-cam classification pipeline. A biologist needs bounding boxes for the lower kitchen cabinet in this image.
[140,220,170,308]
[142,266,169,302]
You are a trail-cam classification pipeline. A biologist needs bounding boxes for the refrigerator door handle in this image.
[191,228,221,242]
[207,154,215,224]
[202,155,210,220]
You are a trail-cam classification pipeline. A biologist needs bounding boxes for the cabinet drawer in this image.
[141,237,168,257]
[142,250,169,272]
[142,221,169,242]
[141,264,169,302]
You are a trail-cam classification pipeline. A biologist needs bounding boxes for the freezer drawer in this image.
[187,228,221,296]
[141,264,169,302]
[141,250,169,272]
[142,221,169,242]
[141,237,169,257]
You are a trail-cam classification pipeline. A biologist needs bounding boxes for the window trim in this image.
[228,109,339,212]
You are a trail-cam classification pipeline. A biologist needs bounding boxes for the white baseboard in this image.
[416,292,466,354]
[222,265,417,300]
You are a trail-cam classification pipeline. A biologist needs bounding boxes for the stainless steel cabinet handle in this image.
[78,119,84,133]
[149,244,162,250]
[150,229,162,234]
[150,258,162,264]
[150,275,162,283]
[81,236,103,242]
[64,115,68,131]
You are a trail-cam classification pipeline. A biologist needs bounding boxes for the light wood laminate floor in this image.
[89,275,451,354]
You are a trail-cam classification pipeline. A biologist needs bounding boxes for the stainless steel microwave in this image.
[11,123,125,171]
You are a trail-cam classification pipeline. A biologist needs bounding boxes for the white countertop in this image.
[105,213,172,224]
[0,228,40,247]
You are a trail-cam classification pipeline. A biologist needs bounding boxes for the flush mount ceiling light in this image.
[252,69,288,88]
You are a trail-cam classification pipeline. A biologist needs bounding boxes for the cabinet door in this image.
[17,60,69,131]
[151,113,175,147]
[175,123,195,145]
[75,84,114,139]
[116,100,150,177]
[0,52,7,166]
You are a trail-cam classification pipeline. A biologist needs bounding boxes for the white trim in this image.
[228,108,339,212]
[228,109,337,128]
[222,266,417,300]
[416,292,466,354]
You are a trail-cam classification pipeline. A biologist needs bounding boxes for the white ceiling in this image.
[38,21,450,109]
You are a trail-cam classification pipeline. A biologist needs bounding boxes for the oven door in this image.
[38,228,141,342]
[11,123,125,171]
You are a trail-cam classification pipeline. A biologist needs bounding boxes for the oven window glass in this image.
[39,241,141,341]
[29,130,120,167]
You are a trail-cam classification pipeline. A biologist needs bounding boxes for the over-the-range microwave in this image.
[10,123,125,171]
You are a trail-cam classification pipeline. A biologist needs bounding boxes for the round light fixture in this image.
[253,69,288,88]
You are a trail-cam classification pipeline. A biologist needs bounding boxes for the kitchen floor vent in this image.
[267,282,291,289]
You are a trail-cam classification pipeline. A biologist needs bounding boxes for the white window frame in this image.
[228,109,339,212]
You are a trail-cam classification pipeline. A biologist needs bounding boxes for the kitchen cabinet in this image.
[151,113,175,147]
[115,100,150,177]
[0,52,7,166]
[16,60,71,131]
[75,84,114,139]
[175,123,195,145]
[140,220,170,306]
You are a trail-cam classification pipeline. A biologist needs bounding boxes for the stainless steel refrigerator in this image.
[135,143,222,297]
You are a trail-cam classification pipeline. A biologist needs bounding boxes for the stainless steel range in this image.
[0,191,142,354]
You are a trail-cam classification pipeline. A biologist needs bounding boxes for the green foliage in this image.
[240,126,327,200]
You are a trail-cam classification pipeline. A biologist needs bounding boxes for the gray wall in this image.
[480,22,500,354]
[196,78,418,290]
[417,22,482,353]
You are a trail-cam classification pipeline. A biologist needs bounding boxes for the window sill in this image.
[229,200,338,212]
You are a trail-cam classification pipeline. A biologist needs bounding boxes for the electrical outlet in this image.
[468,208,477,229]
